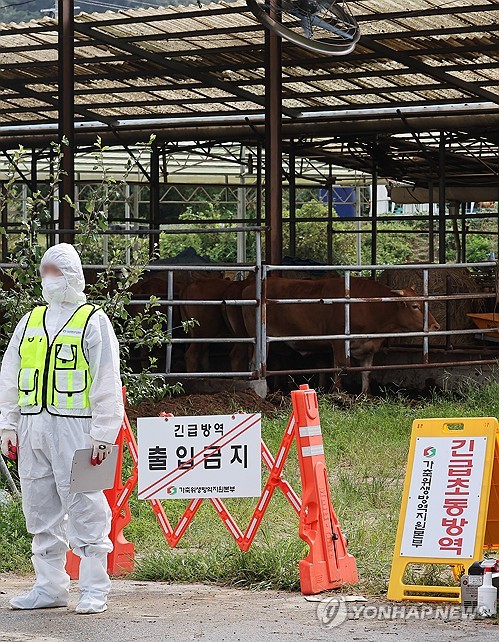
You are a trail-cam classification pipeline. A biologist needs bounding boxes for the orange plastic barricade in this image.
[292,386,358,594]
[67,384,357,594]
[66,392,136,578]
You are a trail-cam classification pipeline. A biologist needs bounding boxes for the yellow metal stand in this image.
[388,417,499,602]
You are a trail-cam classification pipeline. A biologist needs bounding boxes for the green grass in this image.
[0,497,33,573]
[2,380,499,593]
[134,537,305,591]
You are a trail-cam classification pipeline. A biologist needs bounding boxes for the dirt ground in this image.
[125,389,370,421]
[0,575,497,642]
[126,390,289,421]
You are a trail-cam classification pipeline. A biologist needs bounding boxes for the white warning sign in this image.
[400,436,487,559]
[137,413,261,499]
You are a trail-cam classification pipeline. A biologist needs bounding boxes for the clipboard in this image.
[70,447,119,493]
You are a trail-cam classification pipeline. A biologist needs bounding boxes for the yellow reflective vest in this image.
[18,303,98,417]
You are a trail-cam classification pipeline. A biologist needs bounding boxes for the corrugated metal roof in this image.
[0,0,496,185]
[0,0,496,128]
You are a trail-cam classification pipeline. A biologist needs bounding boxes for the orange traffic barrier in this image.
[67,384,357,594]
[66,390,135,579]
[292,385,358,593]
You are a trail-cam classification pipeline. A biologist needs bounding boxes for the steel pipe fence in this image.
[261,261,498,378]
[1,244,498,381]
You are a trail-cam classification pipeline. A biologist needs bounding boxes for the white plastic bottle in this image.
[477,561,497,618]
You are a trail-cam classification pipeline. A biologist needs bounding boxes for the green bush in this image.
[367,220,423,265]
[0,138,185,406]
[283,200,357,264]
[159,204,256,263]
[465,234,493,263]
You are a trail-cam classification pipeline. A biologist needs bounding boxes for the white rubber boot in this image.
[75,554,111,614]
[10,552,70,610]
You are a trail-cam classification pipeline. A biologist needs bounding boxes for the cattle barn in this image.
[0,0,498,395]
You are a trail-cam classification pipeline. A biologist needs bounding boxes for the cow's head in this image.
[391,287,440,332]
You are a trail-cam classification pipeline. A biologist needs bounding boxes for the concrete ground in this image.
[0,575,497,642]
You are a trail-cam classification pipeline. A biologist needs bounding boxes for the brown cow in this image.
[242,277,440,395]
[180,277,252,372]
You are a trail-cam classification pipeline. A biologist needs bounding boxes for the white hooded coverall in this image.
[0,243,124,613]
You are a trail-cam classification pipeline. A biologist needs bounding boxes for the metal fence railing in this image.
[2,245,499,382]
[261,262,499,379]
[123,259,499,381]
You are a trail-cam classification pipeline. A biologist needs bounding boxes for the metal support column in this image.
[58,0,75,244]
[371,153,378,276]
[124,183,132,265]
[149,139,160,255]
[264,25,283,265]
[289,139,296,257]
[428,180,434,262]
[31,150,37,195]
[355,185,362,265]
[237,145,247,264]
[166,270,174,374]
[461,201,467,263]
[327,164,334,263]
[1,183,7,260]
[256,140,263,226]
[438,133,447,264]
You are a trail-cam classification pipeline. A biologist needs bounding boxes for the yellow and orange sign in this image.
[388,417,499,602]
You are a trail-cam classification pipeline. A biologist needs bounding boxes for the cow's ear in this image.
[391,289,405,297]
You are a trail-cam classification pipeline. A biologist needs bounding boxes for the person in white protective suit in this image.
[0,243,124,614]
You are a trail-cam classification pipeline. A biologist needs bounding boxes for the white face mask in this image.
[42,275,68,304]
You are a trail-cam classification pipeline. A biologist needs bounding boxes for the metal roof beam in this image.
[0,5,248,36]
[0,78,116,125]
[354,2,499,21]
[1,42,496,77]
[0,113,498,155]
[0,43,52,54]
[121,24,261,43]
[359,35,499,106]
[0,1,495,34]
[0,53,140,69]
[7,60,499,91]
[151,39,499,61]
[73,21,297,118]
[64,81,499,102]
[122,22,499,46]
[198,42,499,72]
[75,4,249,28]
[7,82,486,116]
[0,101,496,136]
[369,23,499,40]
[0,25,262,55]
[299,98,485,113]
[0,24,53,36]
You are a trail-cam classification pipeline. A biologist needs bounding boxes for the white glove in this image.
[91,439,113,466]
[0,429,18,459]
